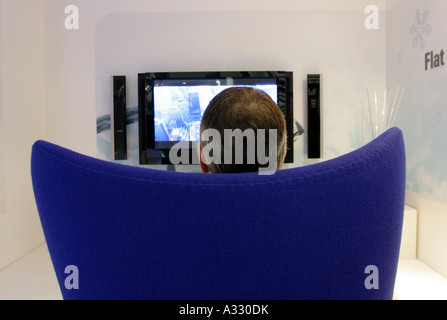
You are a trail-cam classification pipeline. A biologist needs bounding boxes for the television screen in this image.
[138,71,293,165]
[153,79,278,144]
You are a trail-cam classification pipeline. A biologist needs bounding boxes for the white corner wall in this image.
[0,0,4,216]
[387,0,447,277]
[0,0,47,269]
[405,191,447,277]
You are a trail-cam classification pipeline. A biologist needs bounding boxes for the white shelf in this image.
[400,205,418,259]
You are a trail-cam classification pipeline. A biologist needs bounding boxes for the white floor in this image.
[0,243,446,300]
[0,244,62,300]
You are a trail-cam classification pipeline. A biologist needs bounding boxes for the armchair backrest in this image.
[31,127,406,300]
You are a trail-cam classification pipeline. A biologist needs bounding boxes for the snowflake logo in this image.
[410,9,432,49]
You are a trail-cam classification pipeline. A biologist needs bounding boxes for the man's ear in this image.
[198,145,210,173]
[277,143,287,170]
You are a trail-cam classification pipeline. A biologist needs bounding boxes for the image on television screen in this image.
[153,83,278,143]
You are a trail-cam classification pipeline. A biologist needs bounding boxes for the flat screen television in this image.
[138,71,294,165]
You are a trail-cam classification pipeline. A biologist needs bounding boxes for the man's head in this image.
[199,87,287,174]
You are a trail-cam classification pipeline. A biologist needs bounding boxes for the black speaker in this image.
[113,76,127,160]
[307,74,321,159]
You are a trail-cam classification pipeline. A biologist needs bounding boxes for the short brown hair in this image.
[200,87,287,173]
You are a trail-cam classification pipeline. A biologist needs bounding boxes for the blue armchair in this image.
[31,127,406,300]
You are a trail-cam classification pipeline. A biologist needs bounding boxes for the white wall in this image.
[1,0,388,269]
[387,0,447,277]
[44,0,387,163]
[0,0,4,215]
[0,0,47,269]
[1,0,445,282]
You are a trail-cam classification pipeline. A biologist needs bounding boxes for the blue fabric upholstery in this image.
[31,127,406,300]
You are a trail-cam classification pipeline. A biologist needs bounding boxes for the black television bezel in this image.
[138,71,294,165]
